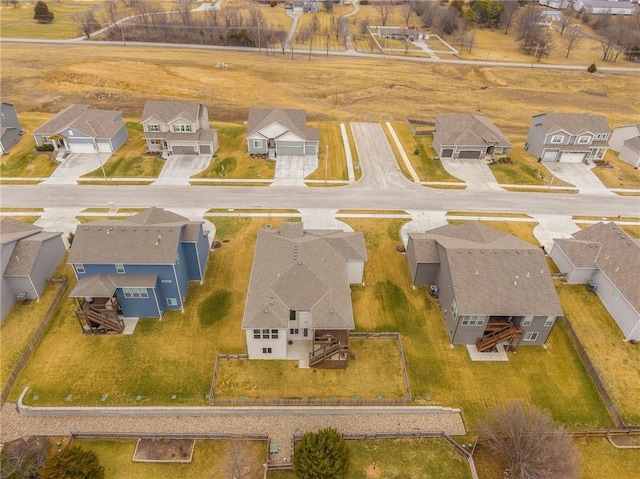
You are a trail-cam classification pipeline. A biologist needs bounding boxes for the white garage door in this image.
[542,150,558,162]
[559,152,585,163]
[96,141,112,153]
[69,141,96,153]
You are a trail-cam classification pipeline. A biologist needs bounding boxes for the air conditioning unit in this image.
[16,292,27,301]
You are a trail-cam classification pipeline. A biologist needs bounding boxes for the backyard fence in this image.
[208,332,412,406]
[1,278,68,407]
[406,119,435,136]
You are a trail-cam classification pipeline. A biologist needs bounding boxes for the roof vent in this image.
[144,227,148,231]
[84,227,89,231]
[516,250,520,254]
[494,250,498,254]
[97,227,101,231]
[121,227,125,231]
[132,227,136,231]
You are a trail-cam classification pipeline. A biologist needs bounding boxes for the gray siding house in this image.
[550,222,640,341]
[242,223,366,368]
[573,0,636,15]
[246,109,319,160]
[433,113,512,160]
[32,104,128,154]
[68,208,211,333]
[0,103,22,155]
[293,0,319,13]
[141,101,218,156]
[1,218,66,321]
[525,112,611,163]
[407,222,563,351]
[610,123,640,168]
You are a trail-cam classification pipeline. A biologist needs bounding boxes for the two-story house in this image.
[67,208,211,333]
[609,123,640,168]
[32,104,129,154]
[0,103,23,155]
[407,222,564,352]
[141,101,218,156]
[432,113,512,161]
[525,112,611,163]
[242,223,367,368]
[293,0,319,13]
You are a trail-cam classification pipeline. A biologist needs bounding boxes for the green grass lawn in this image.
[0,1,105,39]
[213,338,406,400]
[390,122,461,183]
[194,123,275,179]
[0,113,58,178]
[346,218,612,429]
[76,438,266,479]
[591,149,640,189]
[556,283,640,425]
[82,122,164,178]
[489,144,571,187]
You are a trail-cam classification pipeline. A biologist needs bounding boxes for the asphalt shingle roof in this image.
[247,109,320,142]
[32,104,124,139]
[434,113,512,148]
[4,232,62,276]
[0,218,42,245]
[534,112,611,136]
[141,101,204,124]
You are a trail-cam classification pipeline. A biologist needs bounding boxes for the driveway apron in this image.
[543,163,614,195]
[439,158,503,191]
[41,153,111,185]
[153,154,212,186]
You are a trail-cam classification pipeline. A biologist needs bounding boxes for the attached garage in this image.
[277,141,304,156]
[559,152,585,163]
[441,148,454,158]
[172,145,196,155]
[69,140,97,154]
[304,143,318,156]
[458,150,482,159]
[199,144,211,155]
[542,150,559,162]
[96,140,112,153]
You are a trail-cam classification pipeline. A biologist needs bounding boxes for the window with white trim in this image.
[596,133,608,140]
[272,329,279,339]
[123,288,149,299]
[148,124,160,132]
[550,135,564,144]
[522,316,533,326]
[115,263,125,274]
[577,135,591,145]
[544,316,555,327]
[461,315,485,326]
[253,329,261,339]
[523,332,539,342]
[611,290,619,301]
[42,136,51,144]
[303,329,309,337]
[262,347,272,354]
[166,297,178,306]
[75,264,85,274]
[149,139,161,145]
[262,329,270,339]
[290,328,299,335]
[253,140,262,148]
[451,300,458,320]
[173,124,192,132]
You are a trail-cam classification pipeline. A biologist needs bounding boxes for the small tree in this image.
[294,428,348,479]
[476,401,579,479]
[587,62,597,73]
[33,1,54,23]
[0,437,49,479]
[38,445,105,479]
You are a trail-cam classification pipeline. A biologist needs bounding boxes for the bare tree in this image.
[73,10,101,38]
[359,16,370,39]
[500,0,518,34]
[435,6,460,37]
[0,437,50,479]
[222,7,244,28]
[374,0,394,27]
[323,0,333,13]
[207,7,219,26]
[421,1,436,29]
[558,7,574,35]
[104,0,119,26]
[476,401,579,479]
[564,25,583,58]
[516,4,542,43]
[602,21,639,62]
[400,0,414,27]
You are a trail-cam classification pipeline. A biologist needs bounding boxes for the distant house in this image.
[32,104,128,154]
[406,222,563,351]
[525,112,611,163]
[67,208,211,333]
[242,223,367,368]
[246,108,320,160]
[432,113,512,160]
[538,0,571,9]
[574,0,636,15]
[377,26,418,40]
[0,103,22,155]
[1,218,65,321]
[610,123,640,168]
[293,0,318,13]
[141,101,218,156]
[550,222,640,341]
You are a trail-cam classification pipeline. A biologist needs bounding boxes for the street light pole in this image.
[324,144,328,184]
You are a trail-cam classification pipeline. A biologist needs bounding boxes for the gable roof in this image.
[4,231,63,276]
[0,217,43,245]
[560,222,640,312]
[533,112,611,136]
[32,104,124,139]
[434,113,512,148]
[247,108,320,142]
[623,136,640,154]
[410,222,563,317]
[67,208,203,265]
[242,223,366,331]
[141,101,206,125]
[69,273,158,297]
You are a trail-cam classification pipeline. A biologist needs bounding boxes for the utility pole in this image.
[324,144,328,184]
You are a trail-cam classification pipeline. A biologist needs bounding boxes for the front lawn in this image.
[305,122,348,182]
[591,149,640,189]
[489,142,571,187]
[0,113,58,178]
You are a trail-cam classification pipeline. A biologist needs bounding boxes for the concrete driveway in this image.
[271,155,317,187]
[153,154,212,186]
[543,162,613,195]
[41,153,111,185]
[532,214,580,252]
[439,158,503,191]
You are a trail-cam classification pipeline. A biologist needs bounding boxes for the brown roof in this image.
[242,223,366,330]
[67,208,203,265]
[0,217,42,245]
[32,104,124,139]
[563,222,640,312]
[247,109,320,142]
[142,101,206,124]
[533,112,611,136]
[434,113,512,148]
[414,222,563,317]
[4,232,62,276]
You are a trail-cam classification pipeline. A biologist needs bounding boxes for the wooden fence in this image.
[1,278,68,407]
[406,118,435,136]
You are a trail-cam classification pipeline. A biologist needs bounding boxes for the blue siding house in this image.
[67,208,211,333]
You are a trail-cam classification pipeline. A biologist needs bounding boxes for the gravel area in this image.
[1,403,466,464]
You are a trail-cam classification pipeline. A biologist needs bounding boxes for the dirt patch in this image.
[366,464,382,478]
[133,438,195,463]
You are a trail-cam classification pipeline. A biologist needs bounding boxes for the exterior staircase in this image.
[79,304,124,334]
[476,323,522,353]
[309,339,348,367]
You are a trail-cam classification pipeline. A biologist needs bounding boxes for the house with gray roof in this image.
[432,113,512,160]
[141,101,218,156]
[1,218,65,321]
[293,0,318,13]
[67,207,211,333]
[0,103,23,155]
[32,104,128,154]
[610,123,640,168]
[550,222,640,341]
[573,0,636,15]
[242,222,367,368]
[407,222,563,351]
[246,109,319,160]
[525,112,611,163]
